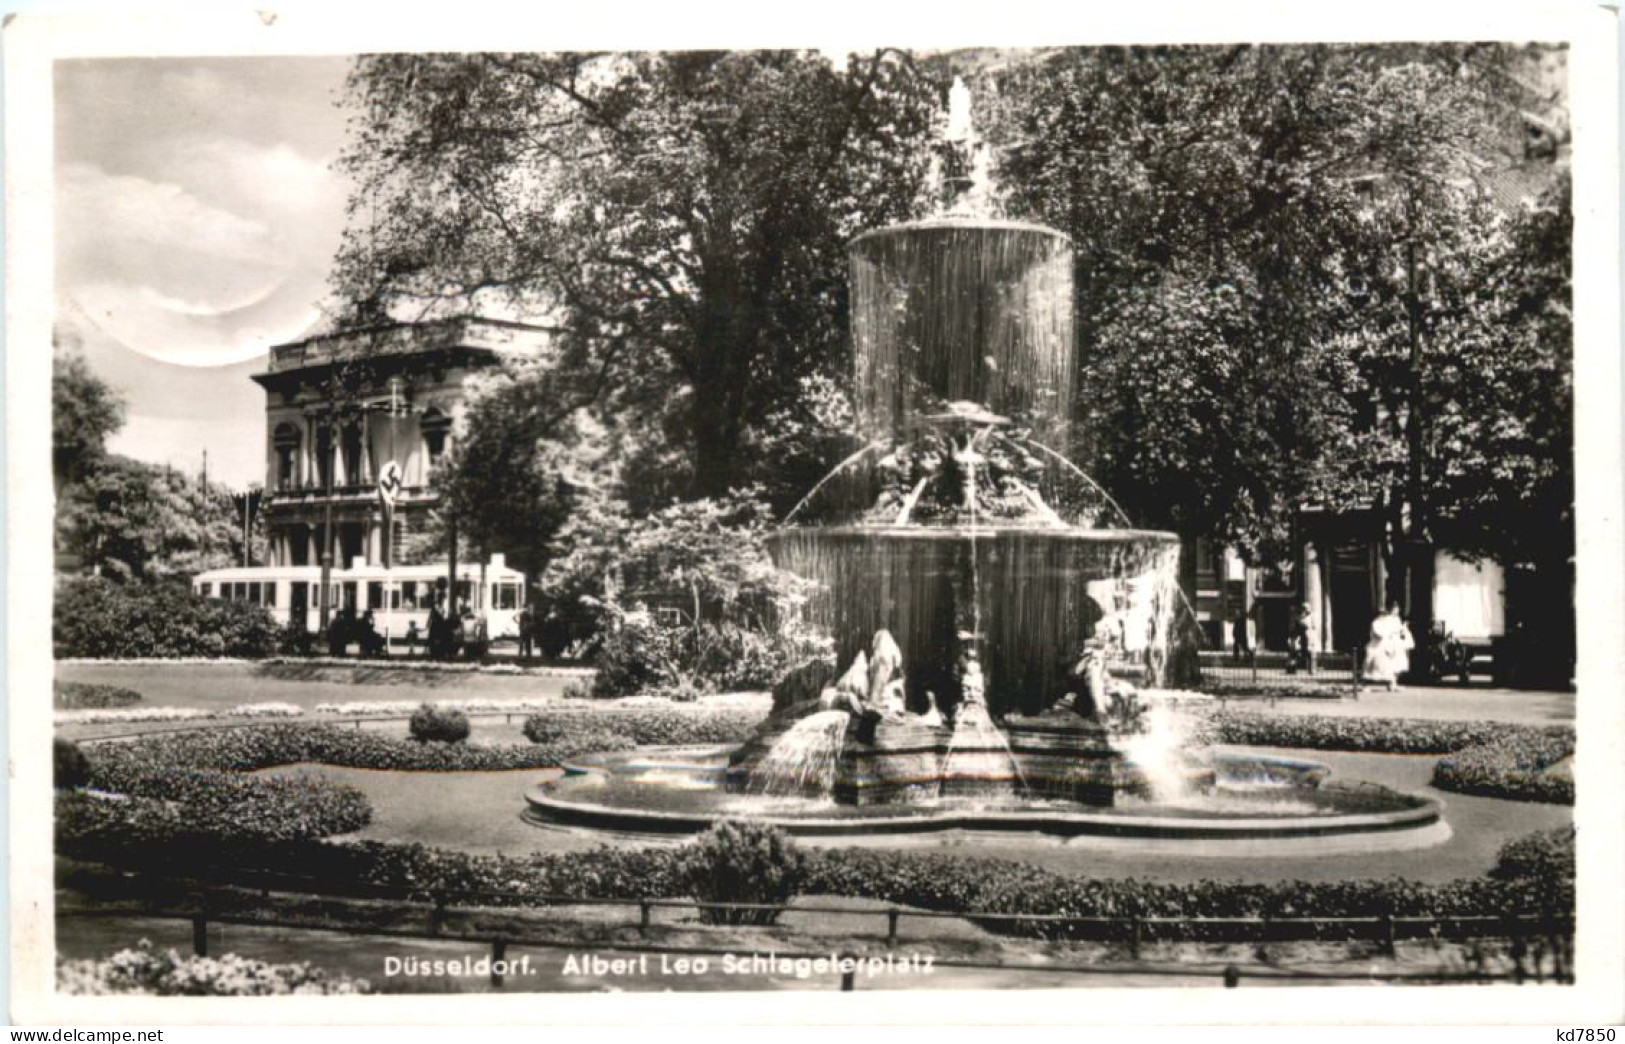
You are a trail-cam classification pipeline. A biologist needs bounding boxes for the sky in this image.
[54,56,354,487]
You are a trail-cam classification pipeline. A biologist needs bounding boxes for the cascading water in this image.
[745,710,850,797]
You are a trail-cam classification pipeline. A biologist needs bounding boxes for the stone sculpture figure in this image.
[818,650,871,717]
[868,629,908,721]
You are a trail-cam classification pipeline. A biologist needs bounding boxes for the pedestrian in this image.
[1363,603,1415,692]
[404,621,421,659]
[450,606,468,661]
[426,601,448,661]
[1288,602,1315,675]
[516,604,533,660]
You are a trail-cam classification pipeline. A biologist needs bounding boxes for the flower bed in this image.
[1432,734,1575,804]
[54,681,143,710]
[265,656,593,677]
[55,703,304,726]
[58,941,371,995]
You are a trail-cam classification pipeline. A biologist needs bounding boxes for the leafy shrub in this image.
[54,577,279,659]
[54,738,90,790]
[590,611,675,698]
[276,622,317,657]
[408,704,471,744]
[682,821,807,925]
[58,941,371,995]
[519,718,635,754]
[1433,733,1574,804]
[53,681,142,709]
[1491,826,1575,882]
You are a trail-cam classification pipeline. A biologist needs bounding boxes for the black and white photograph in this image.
[6,2,1622,1027]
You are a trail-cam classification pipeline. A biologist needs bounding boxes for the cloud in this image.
[56,146,344,366]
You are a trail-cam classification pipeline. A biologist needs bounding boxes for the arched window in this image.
[272,423,301,490]
[315,424,334,489]
[420,408,451,473]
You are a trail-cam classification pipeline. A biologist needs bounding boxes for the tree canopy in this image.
[987,43,1569,574]
[333,50,942,499]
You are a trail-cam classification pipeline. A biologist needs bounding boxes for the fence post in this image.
[840,952,856,992]
[1128,916,1142,959]
[1223,964,1240,988]
[639,900,652,936]
[490,940,508,988]
[886,908,900,946]
[1380,914,1397,957]
[1250,650,1259,686]
[430,891,447,934]
[191,915,208,957]
[1351,648,1362,700]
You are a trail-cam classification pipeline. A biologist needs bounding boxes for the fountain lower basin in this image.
[523,746,1444,841]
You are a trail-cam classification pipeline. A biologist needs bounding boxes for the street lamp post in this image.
[318,406,338,634]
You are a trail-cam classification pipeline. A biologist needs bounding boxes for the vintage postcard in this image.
[6,1,1622,1027]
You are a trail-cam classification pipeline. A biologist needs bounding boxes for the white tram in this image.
[192,555,528,641]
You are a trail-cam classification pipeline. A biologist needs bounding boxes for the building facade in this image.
[255,317,550,571]
[194,317,549,638]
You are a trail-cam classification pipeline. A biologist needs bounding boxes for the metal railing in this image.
[60,862,1574,987]
[60,877,1573,989]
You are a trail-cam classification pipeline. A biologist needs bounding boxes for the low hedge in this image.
[86,723,599,777]
[57,814,1574,936]
[60,780,370,847]
[519,705,762,748]
[54,681,143,710]
[1208,711,1566,756]
[1205,711,1576,805]
[1433,734,1574,804]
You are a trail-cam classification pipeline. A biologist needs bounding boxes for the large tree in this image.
[57,455,248,581]
[53,337,125,488]
[986,42,1568,624]
[332,50,941,499]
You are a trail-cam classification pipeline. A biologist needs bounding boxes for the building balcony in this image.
[265,482,441,510]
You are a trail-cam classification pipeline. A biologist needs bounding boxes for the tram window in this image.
[366,582,383,610]
[494,583,519,610]
[264,584,277,608]
[199,583,212,598]
[399,581,418,609]
[455,580,472,607]
[342,583,358,611]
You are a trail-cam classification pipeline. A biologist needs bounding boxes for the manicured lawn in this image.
[54,662,582,713]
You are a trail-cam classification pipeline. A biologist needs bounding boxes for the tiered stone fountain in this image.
[525,82,1444,845]
[726,81,1187,807]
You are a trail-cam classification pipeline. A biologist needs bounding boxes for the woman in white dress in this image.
[1363,603,1415,692]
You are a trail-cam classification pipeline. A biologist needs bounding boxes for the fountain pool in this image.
[524,743,1443,841]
